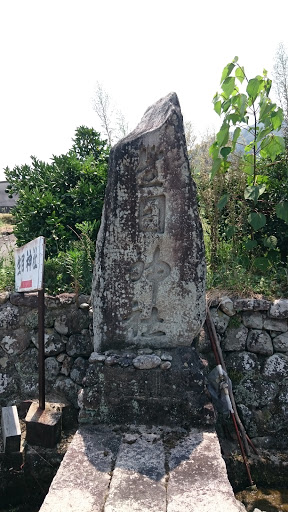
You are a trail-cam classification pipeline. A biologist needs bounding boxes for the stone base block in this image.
[25,402,62,448]
[79,347,215,427]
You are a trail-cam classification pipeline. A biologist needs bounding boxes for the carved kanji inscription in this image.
[139,195,165,233]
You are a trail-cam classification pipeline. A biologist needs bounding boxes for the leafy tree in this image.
[273,42,288,134]
[5,126,109,257]
[210,57,288,269]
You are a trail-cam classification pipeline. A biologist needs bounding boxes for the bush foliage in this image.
[4,126,108,294]
[5,126,108,258]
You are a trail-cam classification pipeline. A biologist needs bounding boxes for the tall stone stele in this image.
[92,93,206,352]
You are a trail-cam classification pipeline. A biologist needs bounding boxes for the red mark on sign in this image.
[20,280,33,289]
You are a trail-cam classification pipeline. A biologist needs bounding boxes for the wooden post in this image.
[38,287,45,410]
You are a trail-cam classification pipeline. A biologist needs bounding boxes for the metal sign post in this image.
[15,237,46,410]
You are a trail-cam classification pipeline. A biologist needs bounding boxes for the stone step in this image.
[39,426,245,512]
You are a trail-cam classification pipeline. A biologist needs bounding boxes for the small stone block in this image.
[25,402,62,448]
[1,405,21,453]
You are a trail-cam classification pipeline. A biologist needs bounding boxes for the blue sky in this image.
[1,0,288,180]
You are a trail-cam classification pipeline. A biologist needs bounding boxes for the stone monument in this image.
[92,92,206,352]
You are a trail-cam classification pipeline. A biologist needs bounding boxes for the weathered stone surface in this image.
[242,311,263,330]
[132,354,161,369]
[269,299,288,319]
[219,296,235,317]
[70,357,89,385]
[55,377,81,408]
[273,332,288,352]
[167,429,245,512]
[89,352,106,363]
[160,361,171,370]
[54,315,69,335]
[246,329,273,355]
[160,352,172,361]
[10,292,38,308]
[234,378,279,408]
[0,304,18,328]
[31,330,65,356]
[210,308,230,334]
[80,348,212,427]
[39,426,245,512]
[262,353,288,380]
[58,354,74,376]
[225,352,259,374]
[195,326,211,353]
[105,428,166,512]
[223,325,248,351]
[234,298,270,311]
[24,309,38,329]
[66,333,93,357]
[0,371,18,401]
[263,317,288,332]
[92,93,206,351]
[45,357,61,383]
[0,328,31,355]
[54,309,90,336]
[39,426,121,512]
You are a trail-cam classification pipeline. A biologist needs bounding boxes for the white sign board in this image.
[15,236,45,292]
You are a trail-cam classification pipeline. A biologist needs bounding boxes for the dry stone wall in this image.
[1,291,288,446]
[197,297,288,450]
[0,292,93,409]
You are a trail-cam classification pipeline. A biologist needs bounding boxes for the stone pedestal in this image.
[79,347,215,427]
[25,402,62,448]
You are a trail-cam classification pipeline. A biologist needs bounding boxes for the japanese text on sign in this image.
[15,237,45,292]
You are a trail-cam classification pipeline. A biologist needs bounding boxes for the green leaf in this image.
[209,141,219,159]
[214,100,222,115]
[225,225,236,239]
[248,212,266,231]
[210,158,222,180]
[228,113,240,124]
[216,124,229,146]
[246,78,262,101]
[244,186,260,203]
[271,109,283,131]
[222,77,235,97]
[276,202,288,224]
[253,257,270,271]
[220,147,232,159]
[232,127,241,144]
[217,193,229,210]
[235,66,245,83]
[244,240,258,251]
[243,154,254,175]
[222,99,232,112]
[260,135,285,161]
[256,126,271,142]
[221,62,235,83]
[239,94,247,117]
[263,235,277,249]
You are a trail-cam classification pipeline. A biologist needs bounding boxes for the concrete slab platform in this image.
[39,425,121,512]
[105,427,166,512]
[167,429,245,512]
[39,426,245,512]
